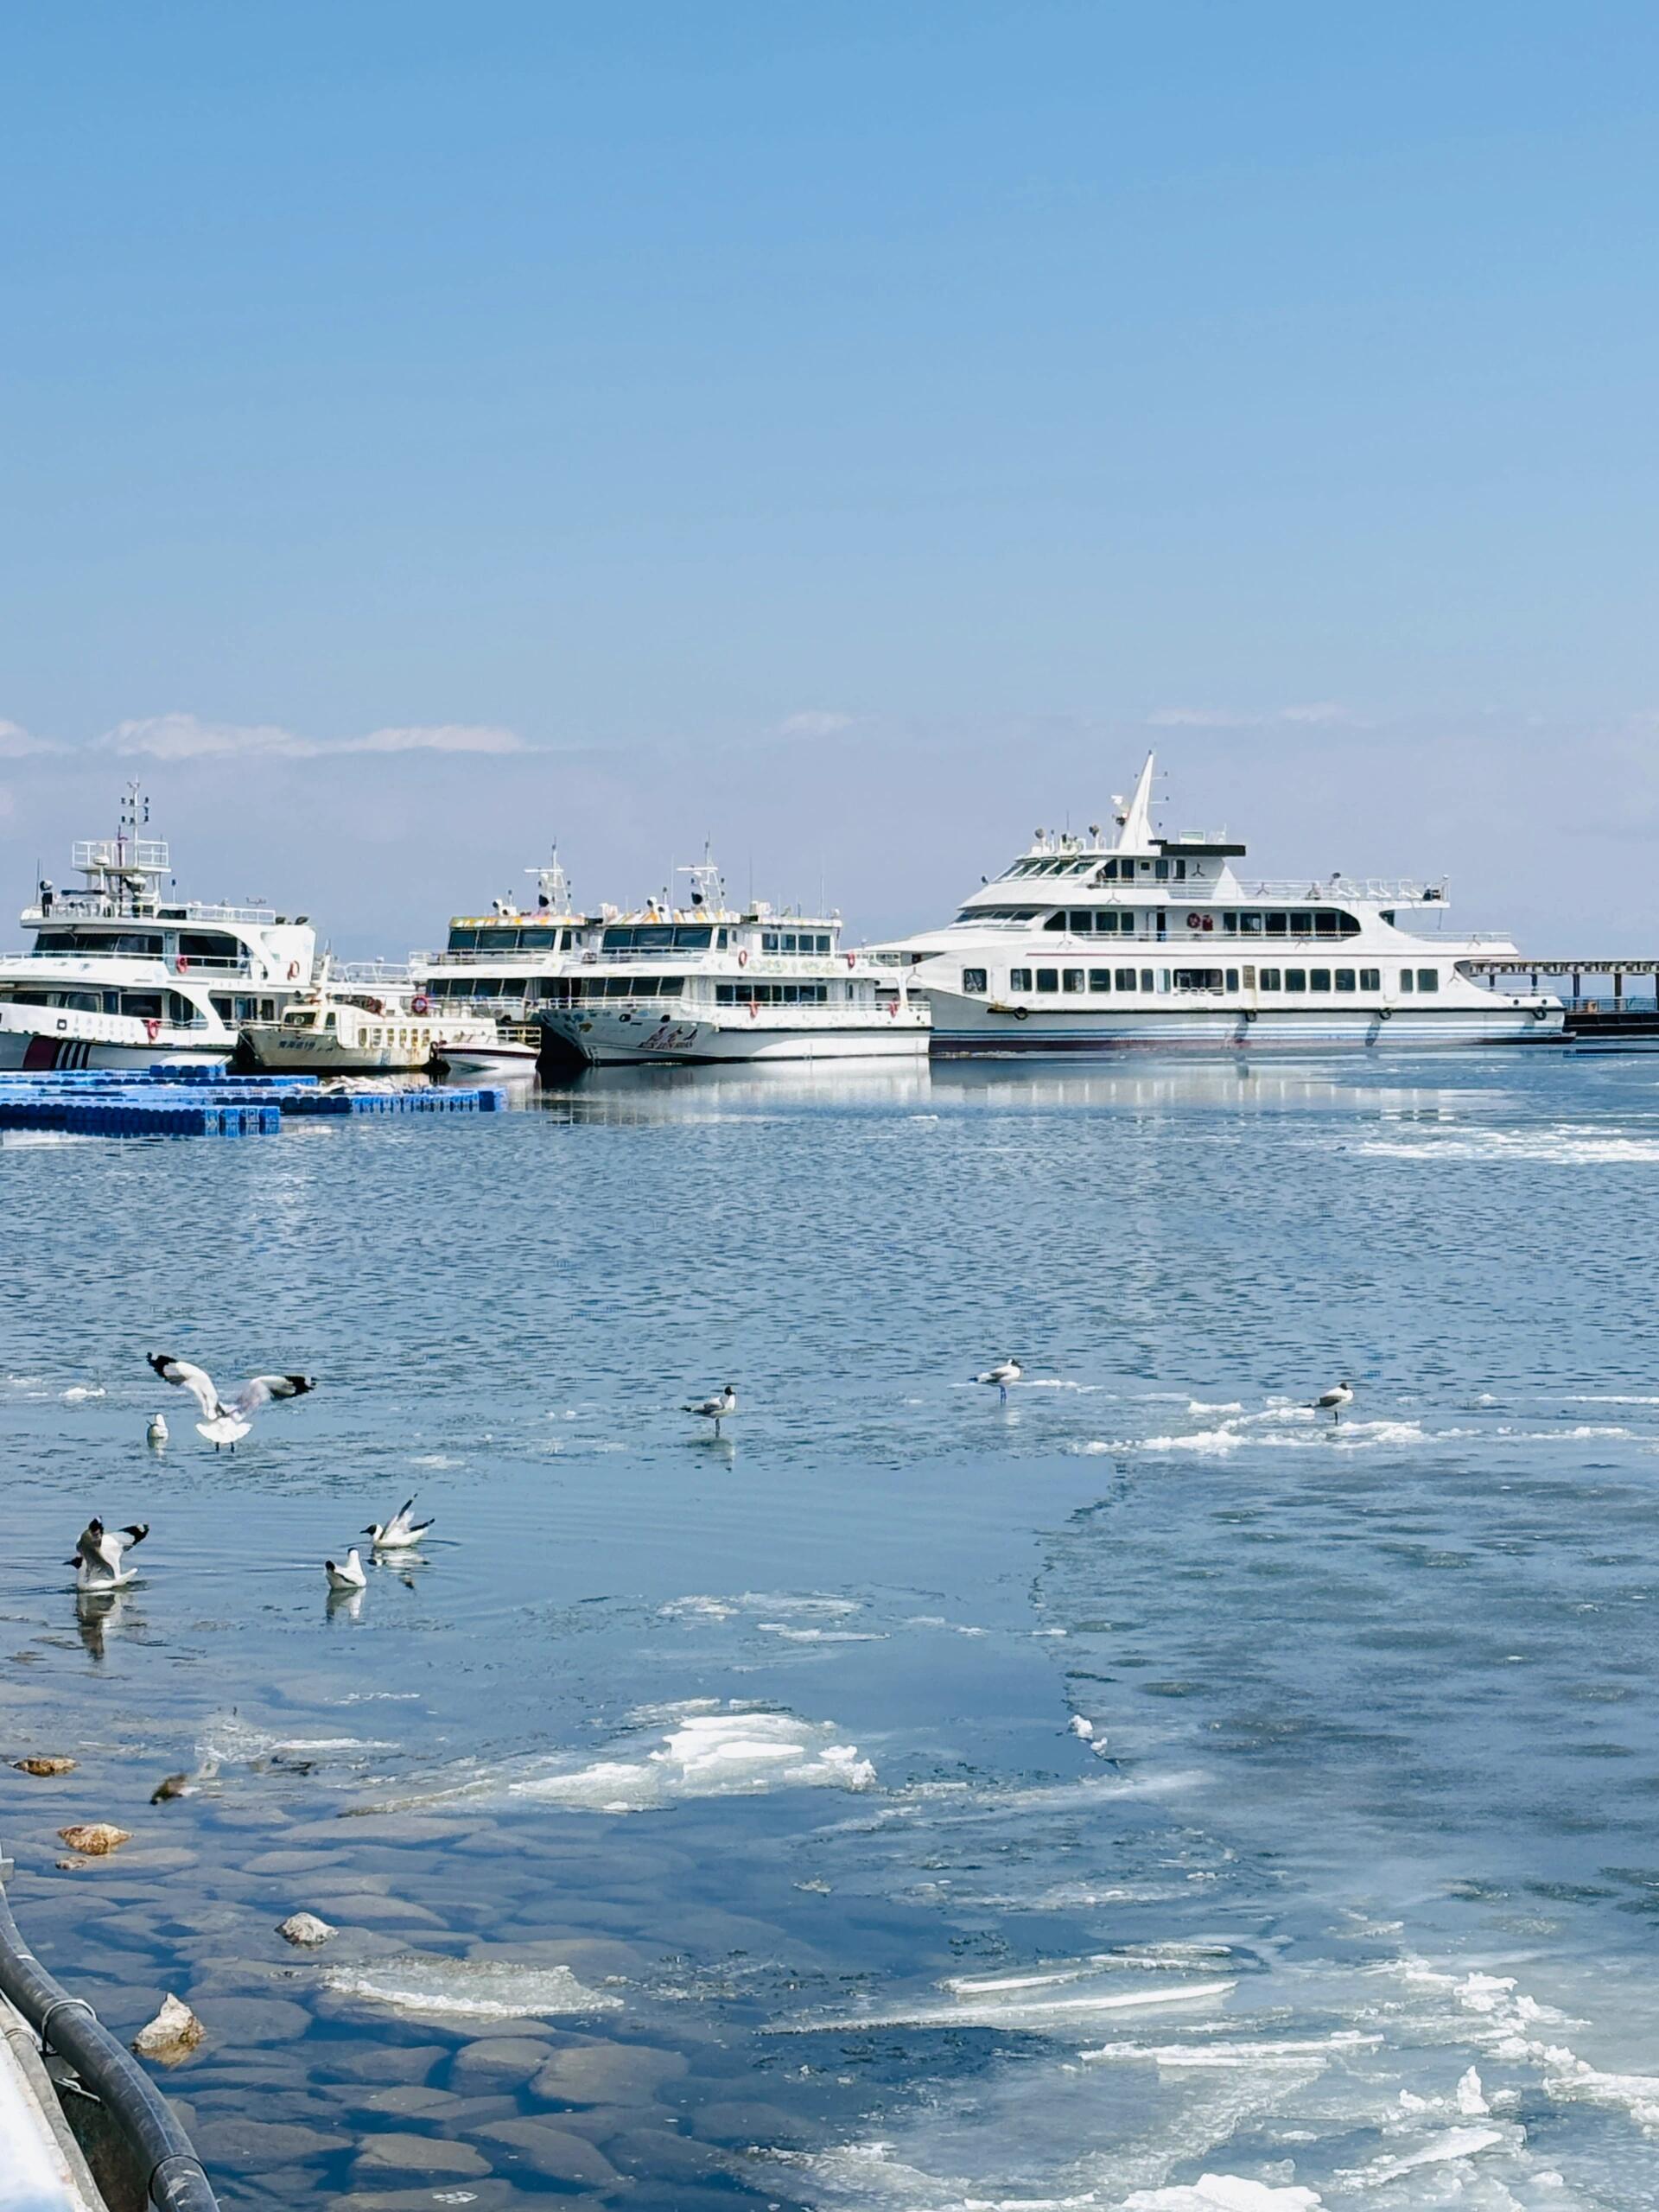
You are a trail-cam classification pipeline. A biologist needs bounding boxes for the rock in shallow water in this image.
[529,2038,689,2106]
[12,1755,76,1776]
[353,2133,493,2180]
[58,1822,131,1855]
[131,1993,205,2064]
[467,2119,620,2187]
[447,2037,555,2089]
[277,1910,337,1947]
[193,2115,352,2168]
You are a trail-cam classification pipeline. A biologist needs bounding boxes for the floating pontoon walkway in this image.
[0,1065,507,1137]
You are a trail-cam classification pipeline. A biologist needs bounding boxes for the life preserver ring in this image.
[1185,912,1202,930]
[175,954,189,973]
[846,952,856,969]
[144,1018,160,1041]
[410,995,431,1016]
[737,949,749,968]
[287,961,300,981]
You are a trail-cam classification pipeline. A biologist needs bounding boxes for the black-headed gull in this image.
[1310,1380,1354,1424]
[683,1384,737,1437]
[67,1518,149,1591]
[146,1414,168,1447]
[974,1358,1023,1405]
[363,1497,433,1550]
[325,1548,366,1591]
[147,1352,316,1449]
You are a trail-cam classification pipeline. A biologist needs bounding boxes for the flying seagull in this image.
[325,1548,366,1592]
[1310,1380,1355,1425]
[974,1358,1023,1405]
[363,1497,433,1550]
[684,1384,738,1438]
[147,1353,315,1449]
[67,1518,149,1591]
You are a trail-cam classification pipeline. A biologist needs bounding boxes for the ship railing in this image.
[1227,878,1449,903]
[334,959,421,986]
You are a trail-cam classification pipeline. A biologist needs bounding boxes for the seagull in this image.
[1310,1380,1355,1425]
[363,1497,433,1550]
[684,1384,737,1438]
[146,1414,168,1447]
[325,1548,366,1591]
[974,1358,1023,1405]
[147,1353,316,1449]
[67,1518,149,1591]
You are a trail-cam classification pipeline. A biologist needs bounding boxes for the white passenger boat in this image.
[539,860,928,1065]
[416,850,593,1034]
[0,786,317,1071]
[242,969,537,1075]
[873,756,1563,1052]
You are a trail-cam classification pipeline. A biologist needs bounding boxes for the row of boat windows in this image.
[445,926,582,952]
[32,929,247,960]
[5,987,223,1023]
[958,907,1365,937]
[714,982,830,1005]
[1001,855,1193,880]
[974,966,1441,995]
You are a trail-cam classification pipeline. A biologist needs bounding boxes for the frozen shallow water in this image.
[3,1051,1658,2208]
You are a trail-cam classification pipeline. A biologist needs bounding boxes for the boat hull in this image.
[923,992,1565,1053]
[543,1009,930,1066]
[0,1010,232,1072]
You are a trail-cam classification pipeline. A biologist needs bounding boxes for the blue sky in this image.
[2,3,1656,950]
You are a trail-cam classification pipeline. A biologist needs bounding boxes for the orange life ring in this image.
[410,994,431,1015]
[144,1018,160,1041]
[175,954,189,973]
[737,949,749,967]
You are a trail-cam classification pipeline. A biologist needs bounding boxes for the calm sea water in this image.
[3,1051,1659,2212]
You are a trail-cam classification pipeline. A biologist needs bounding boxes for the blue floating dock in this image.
[0,1065,505,1138]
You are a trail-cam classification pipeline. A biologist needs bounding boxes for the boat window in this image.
[963,968,987,994]
[1225,969,1239,990]
[1009,968,1033,991]
[1062,969,1084,992]
[1236,912,1264,936]
[1399,969,1414,992]
[1260,969,1281,990]
[211,995,234,1020]
[1035,969,1058,992]
[1417,968,1439,991]
[259,999,275,1020]
[324,1012,338,1030]
[515,927,558,949]
[119,991,164,1019]
[1115,968,1136,990]
[1043,911,1066,931]
[178,931,239,962]
[1265,913,1287,936]
[1310,968,1332,990]
[447,928,479,951]
[1335,969,1357,991]
[1089,969,1111,992]
[1360,968,1380,990]
[1284,968,1306,991]
[1175,969,1224,990]
[1290,912,1313,934]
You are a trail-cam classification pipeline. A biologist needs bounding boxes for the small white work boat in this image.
[242,972,531,1075]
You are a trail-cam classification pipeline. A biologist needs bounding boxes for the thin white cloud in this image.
[0,718,62,757]
[1147,702,1361,731]
[99,713,528,761]
[777,709,854,739]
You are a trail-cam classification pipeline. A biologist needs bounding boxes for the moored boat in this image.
[0,785,317,1071]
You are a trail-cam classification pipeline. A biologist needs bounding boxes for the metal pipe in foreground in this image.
[0,1850,219,2212]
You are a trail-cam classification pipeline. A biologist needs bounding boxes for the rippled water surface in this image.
[4,1052,1659,2211]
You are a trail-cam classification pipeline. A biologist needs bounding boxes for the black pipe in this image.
[0,1850,219,2210]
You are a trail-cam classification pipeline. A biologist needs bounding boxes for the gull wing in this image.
[149,1354,221,1421]
[230,1373,315,1415]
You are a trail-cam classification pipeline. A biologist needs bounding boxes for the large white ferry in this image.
[0,787,317,1071]
[539,860,928,1065]
[874,756,1563,1052]
[416,850,592,1033]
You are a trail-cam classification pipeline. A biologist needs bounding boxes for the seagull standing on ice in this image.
[146,1414,168,1448]
[363,1497,433,1550]
[325,1548,366,1592]
[147,1353,316,1450]
[974,1358,1023,1406]
[1310,1380,1355,1425]
[684,1384,737,1438]
[67,1518,149,1591]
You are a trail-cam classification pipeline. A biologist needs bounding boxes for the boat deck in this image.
[0,1998,104,2211]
